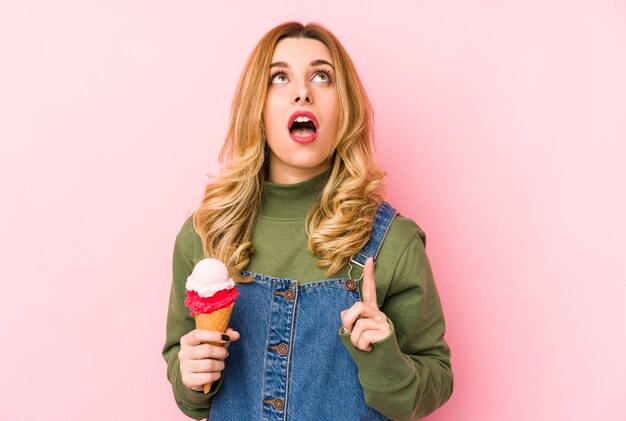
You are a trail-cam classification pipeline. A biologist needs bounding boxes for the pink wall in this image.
[1,1,625,420]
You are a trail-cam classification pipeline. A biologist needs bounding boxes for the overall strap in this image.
[350,201,398,268]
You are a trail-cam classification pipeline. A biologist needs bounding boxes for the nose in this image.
[291,80,312,105]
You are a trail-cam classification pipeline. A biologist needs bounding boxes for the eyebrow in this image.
[270,59,335,70]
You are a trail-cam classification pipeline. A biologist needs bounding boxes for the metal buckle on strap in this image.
[348,253,369,281]
[349,253,369,268]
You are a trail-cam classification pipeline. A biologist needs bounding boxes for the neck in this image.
[260,168,331,218]
[268,159,331,184]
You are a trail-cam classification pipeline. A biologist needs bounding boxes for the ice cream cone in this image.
[195,303,235,393]
[185,258,239,394]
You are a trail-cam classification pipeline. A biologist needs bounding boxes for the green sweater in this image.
[162,170,453,420]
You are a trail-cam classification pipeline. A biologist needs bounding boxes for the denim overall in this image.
[209,202,398,421]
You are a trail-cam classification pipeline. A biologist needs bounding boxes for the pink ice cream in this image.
[184,258,239,316]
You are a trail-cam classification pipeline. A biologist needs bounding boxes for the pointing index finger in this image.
[361,257,378,308]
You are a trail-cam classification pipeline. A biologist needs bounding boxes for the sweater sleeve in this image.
[162,218,223,420]
[338,232,453,421]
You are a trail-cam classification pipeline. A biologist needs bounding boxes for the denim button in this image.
[272,398,285,410]
[277,343,289,356]
[284,289,295,300]
[345,279,357,291]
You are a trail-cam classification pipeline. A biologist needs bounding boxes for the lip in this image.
[287,110,319,144]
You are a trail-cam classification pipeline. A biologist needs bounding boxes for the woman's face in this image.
[263,37,339,184]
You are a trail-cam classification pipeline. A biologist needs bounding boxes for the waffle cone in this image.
[194,304,234,394]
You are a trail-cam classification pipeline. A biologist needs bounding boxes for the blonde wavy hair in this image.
[194,21,385,282]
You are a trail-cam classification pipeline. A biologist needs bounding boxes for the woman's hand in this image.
[340,257,392,351]
[178,327,240,391]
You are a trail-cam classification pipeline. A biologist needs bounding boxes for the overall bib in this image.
[209,202,398,421]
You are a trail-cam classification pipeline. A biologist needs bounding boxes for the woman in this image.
[163,21,453,420]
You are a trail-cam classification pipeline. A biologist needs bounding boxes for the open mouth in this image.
[289,116,318,137]
[287,111,319,144]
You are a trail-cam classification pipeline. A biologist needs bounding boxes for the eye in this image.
[269,70,288,85]
[312,69,333,84]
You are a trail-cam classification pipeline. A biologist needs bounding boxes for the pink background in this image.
[1,1,625,420]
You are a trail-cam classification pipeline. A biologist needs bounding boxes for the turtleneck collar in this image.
[259,169,331,219]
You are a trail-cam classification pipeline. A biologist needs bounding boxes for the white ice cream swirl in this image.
[185,258,235,298]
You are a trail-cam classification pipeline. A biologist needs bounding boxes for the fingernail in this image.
[221,334,230,342]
